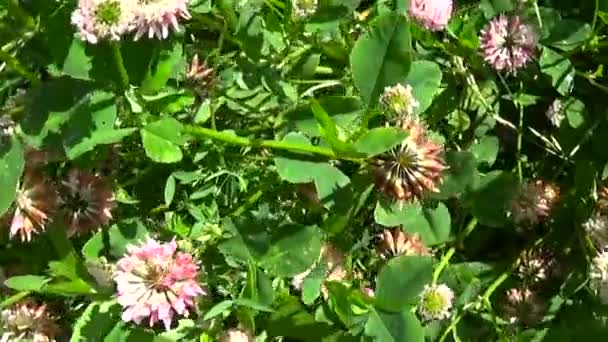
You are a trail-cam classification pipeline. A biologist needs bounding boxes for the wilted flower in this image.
[373,116,447,202]
[292,243,347,299]
[292,0,318,19]
[590,250,608,304]
[546,99,564,128]
[133,0,191,40]
[72,0,137,44]
[408,0,453,31]
[417,283,454,321]
[597,185,608,214]
[362,287,375,297]
[377,228,430,259]
[186,54,215,97]
[584,213,608,248]
[1,300,59,342]
[517,248,557,285]
[219,328,254,342]
[379,84,419,117]
[480,15,536,73]
[114,238,205,330]
[502,287,546,325]
[508,180,560,225]
[60,169,114,236]
[10,171,57,242]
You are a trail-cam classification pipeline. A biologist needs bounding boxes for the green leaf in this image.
[375,256,433,312]
[354,127,407,156]
[164,175,176,206]
[545,20,591,52]
[479,0,514,18]
[260,224,322,277]
[141,118,184,163]
[471,136,499,166]
[310,99,357,155]
[564,97,585,128]
[141,42,183,94]
[70,300,120,342]
[351,13,412,108]
[290,96,362,137]
[540,47,575,96]
[5,275,49,292]
[243,263,274,307]
[274,133,350,208]
[67,128,136,160]
[194,99,212,124]
[365,308,425,342]
[203,300,234,320]
[405,61,442,115]
[434,151,477,199]
[374,200,452,246]
[465,171,518,227]
[108,219,150,258]
[0,137,24,216]
[301,266,326,305]
[60,38,93,80]
[82,231,104,260]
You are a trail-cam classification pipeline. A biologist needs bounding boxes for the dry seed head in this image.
[1,300,59,342]
[508,180,560,225]
[377,228,430,259]
[373,116,447,202]
[502,287,546,326]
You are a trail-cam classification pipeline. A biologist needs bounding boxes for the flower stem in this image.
[433,247,455,283]
[183,125,339,158]
[517,104,524,182]
[110,42,129,93]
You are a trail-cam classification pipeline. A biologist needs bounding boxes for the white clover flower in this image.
[379,84,419,117]
[584,213,608,249]
[292,0,318,19]
[417,283,454,321]
[72,0,137,44]
[590,250,608,304]
[133,0,191,40]
[546,99,564,128]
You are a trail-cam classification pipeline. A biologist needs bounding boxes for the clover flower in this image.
[373,116,447,202]
[480,15,536,73]
[133,0,191,40]
[590,250,608,304]
[60,169,114,236]
[377,228,430,259]
[583,213,608,249]
[114,238,205,330]
[508,180,560,225]
[379,84,419,117]
[292,0,318,19]
[502,287,546,325]
[10,171,57,242]
[417,283,454,321]
[72,0,137,44]
[1,300,59,342]
[408,0,453,31]
[517,248,557,285]
[0,116,15,139]
[219,329,254,342]
[546,99,564,128]
[186,54,215,97]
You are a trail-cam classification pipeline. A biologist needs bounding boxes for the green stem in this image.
[433,247,455,283]
[183,125,338,158]
[517,104,524,181]
[0,49,39,86]
[0,291,31,309]
[110,42,129,93]
[230,189,263,216]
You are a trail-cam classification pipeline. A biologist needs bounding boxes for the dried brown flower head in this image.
[9,171,57,242]
[186,54,215,97]
[1,300,59,342]
[508,180,560,225]
[517,248,558,285]
[377,228,430,259]
[502,287,546,326]
[373,116,447,202]
[597,184,608,214]
[60,169,114,236]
